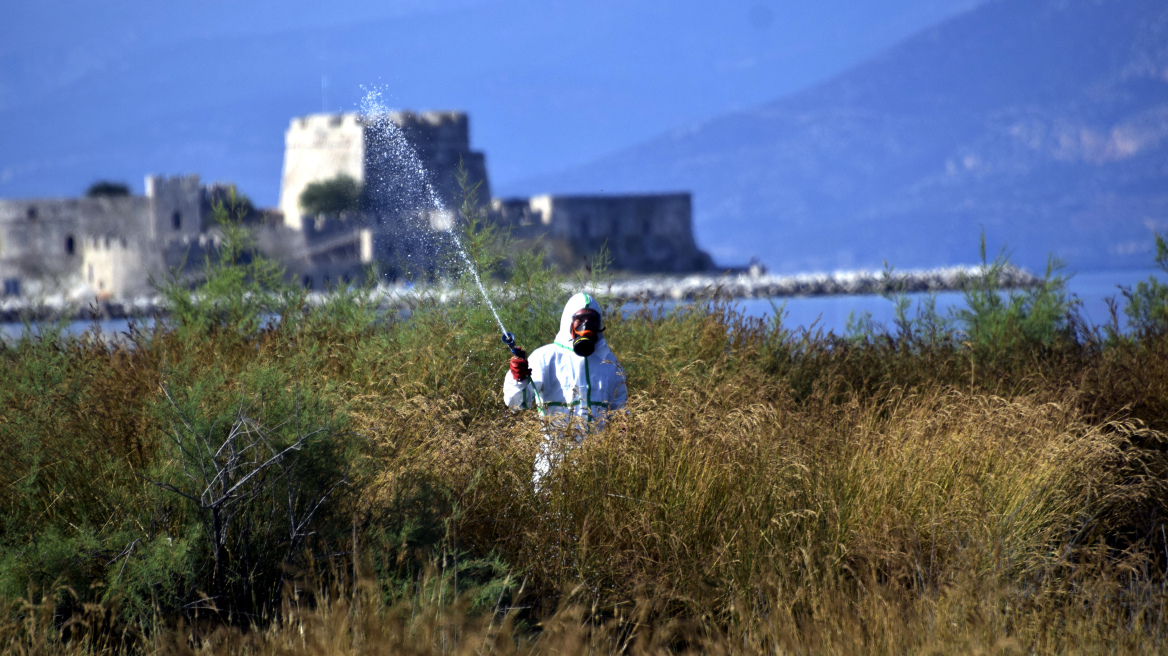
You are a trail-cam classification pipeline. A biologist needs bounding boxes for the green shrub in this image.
[298,175,363,217]
[204,183,258,220]
[133,357,353,620]
[159,190,299,337]
[845,261,956,348]
[953,235,1076,362]
[85,181,130,198]
[845,235,1077,374]
[1122,232,1168,338]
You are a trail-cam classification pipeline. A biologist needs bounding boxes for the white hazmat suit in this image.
[502,293,627,484]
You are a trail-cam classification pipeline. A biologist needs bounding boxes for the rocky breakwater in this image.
[0,295,169,323]
[584,265,1041,301]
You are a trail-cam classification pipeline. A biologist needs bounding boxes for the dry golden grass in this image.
[345,376,1168,653]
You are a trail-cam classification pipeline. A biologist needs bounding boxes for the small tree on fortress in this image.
[299,174,363,217]
[85,180,131,197]
[205,183,258,219]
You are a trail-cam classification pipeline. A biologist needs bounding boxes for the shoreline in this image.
[0,265,1040,323]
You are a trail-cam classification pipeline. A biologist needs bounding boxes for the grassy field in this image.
[3,213,1168,654]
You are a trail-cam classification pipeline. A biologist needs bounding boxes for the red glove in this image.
[509,350,531,381]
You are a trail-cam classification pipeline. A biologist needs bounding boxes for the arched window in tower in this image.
[26,207,37,220]
[65,235,75,256]
[173,211,182,231]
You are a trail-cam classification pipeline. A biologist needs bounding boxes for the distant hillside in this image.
[513,0,1168,273]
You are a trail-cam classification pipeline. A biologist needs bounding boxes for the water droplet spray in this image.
[359,90,517,352]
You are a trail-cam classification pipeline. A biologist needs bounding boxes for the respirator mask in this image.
[570,309,603,357]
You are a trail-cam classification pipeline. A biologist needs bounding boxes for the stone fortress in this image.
[0,111,712,300]
[277,111,712,290]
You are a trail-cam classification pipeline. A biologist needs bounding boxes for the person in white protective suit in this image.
[502,292,627,485]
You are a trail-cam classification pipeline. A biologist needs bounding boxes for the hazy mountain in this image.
[513,0,1168,273]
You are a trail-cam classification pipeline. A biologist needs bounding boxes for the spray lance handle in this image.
[502,332,531,381]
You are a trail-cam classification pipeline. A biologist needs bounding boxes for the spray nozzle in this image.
[502,332,523,357]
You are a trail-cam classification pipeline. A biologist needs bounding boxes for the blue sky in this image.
[1,0,979,204]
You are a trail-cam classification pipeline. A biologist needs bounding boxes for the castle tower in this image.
[278,111,490,230]
[146,174,203,241]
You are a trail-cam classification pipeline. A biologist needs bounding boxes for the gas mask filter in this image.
[571,309,602,357]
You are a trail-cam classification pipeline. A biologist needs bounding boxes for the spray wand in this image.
[501,331,533,383]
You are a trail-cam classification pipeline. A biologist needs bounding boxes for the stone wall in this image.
[0,196,148,296]
[255,207,451,291]
[493,193,713,273]
[257,216,374,292]
[82,234,162,298]
[0,175,203,298]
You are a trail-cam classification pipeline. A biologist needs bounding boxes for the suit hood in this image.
[554,292,606,350]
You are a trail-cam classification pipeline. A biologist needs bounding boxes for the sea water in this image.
[736,267,1163,334]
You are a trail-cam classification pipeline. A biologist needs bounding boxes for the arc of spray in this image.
[359,91,511,341]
